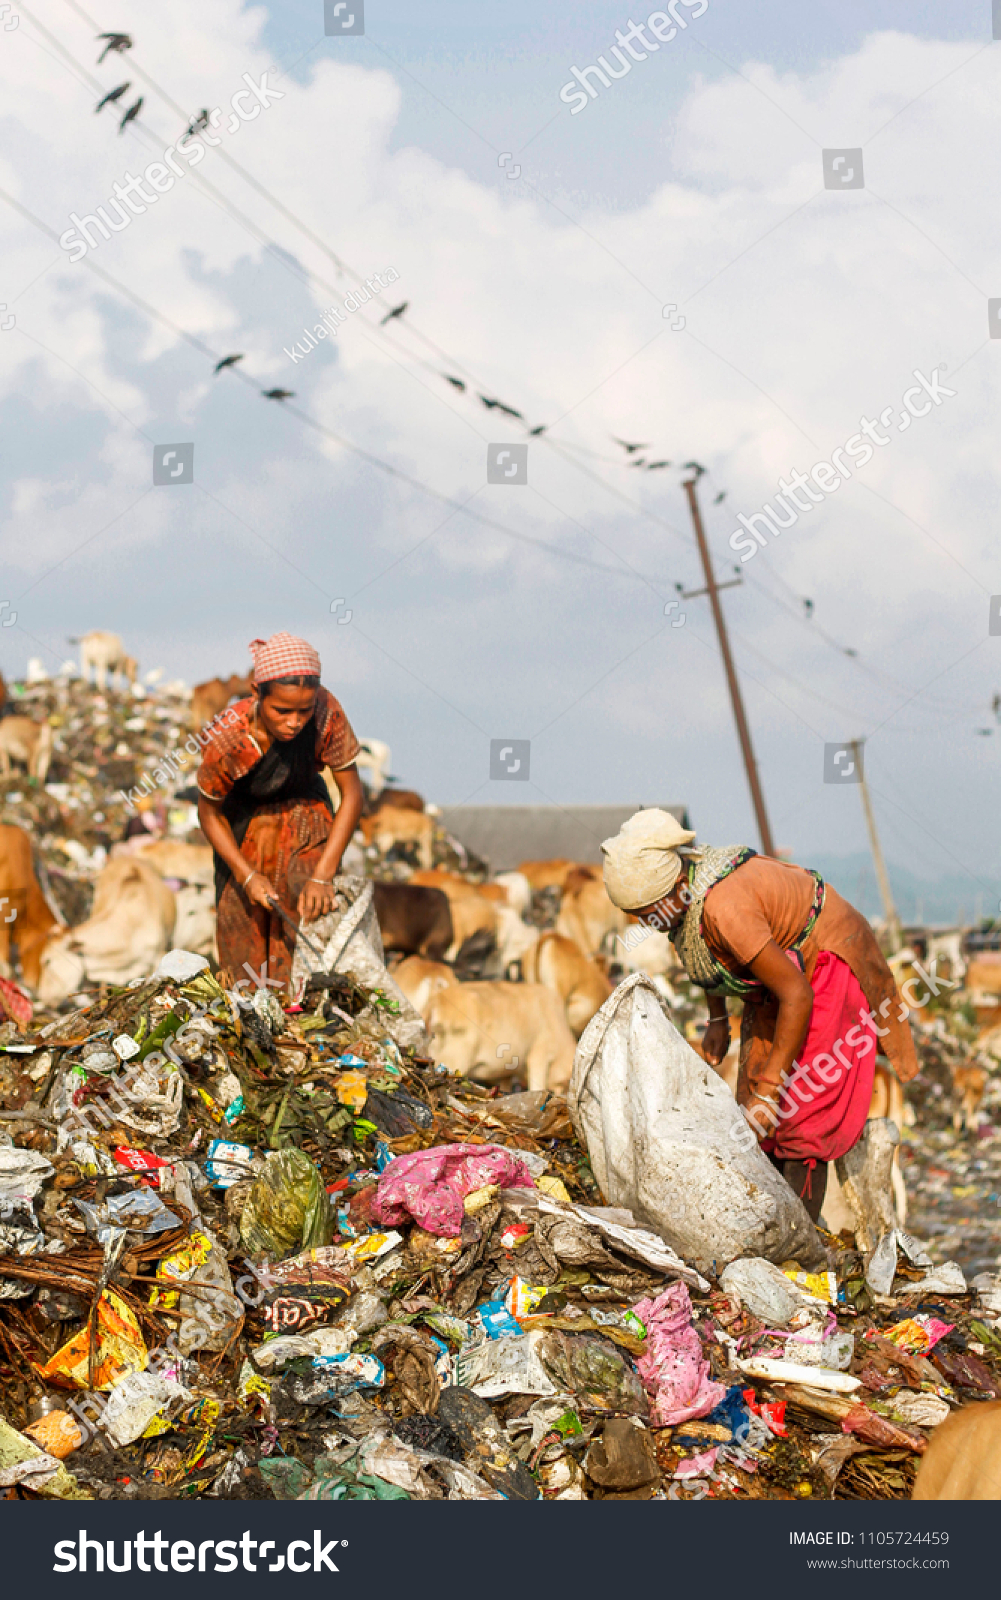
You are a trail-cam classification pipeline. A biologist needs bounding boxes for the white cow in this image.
[76,631,136,690]
[38,857,175,1002]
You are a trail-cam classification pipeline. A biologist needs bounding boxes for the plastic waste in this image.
[570,974,824,1271]
[632,1281,727,1424]
[372,1142,537,1237]
[101,1368,193,1447]
[36,1289,148,1390]
[719,1258,811,1327]
[0,1416,89,1497]
[240,1147,333,1259]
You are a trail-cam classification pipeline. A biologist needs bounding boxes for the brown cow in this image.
[372,882,453,961]
[517,859,595,892]
[393,955,457,1015]
[368,788,424,815]
[523,930,612,1037]
[556,870,626,958]
[361,807,435,870]
[912,1401,1001,1498]
[0,822,58,990]
[425,979,576,1092]
[0,716,53,783]
[189,674,251,731]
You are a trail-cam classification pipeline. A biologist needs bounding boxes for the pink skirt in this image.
[761,950,877,1163]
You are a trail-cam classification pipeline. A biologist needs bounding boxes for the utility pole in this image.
[683,475,776,857]
[849,736,902,953]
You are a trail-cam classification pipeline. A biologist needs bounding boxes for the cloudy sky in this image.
[2,0,999,914]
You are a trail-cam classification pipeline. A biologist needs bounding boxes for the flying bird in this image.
[444,375,466,391]
[713,489,727,504]
[262,388,295,401]
[683,460,706,478]
[627,458,647,468]
[185,109,210,138]
[118,96,143,133]
[95,81,130,113]
[976,728,994,737]
[380,301,409,325]
[528,425,547,436]
[213,353,244,374]
[613,438,648,454]
[992,692,1001,720]
[97,31,132,63]
[478,396,524,419]
[646,460,671,470]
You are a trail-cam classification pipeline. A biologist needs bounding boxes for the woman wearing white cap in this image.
[601,810,917,1221]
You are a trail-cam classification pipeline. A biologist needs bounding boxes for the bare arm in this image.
[740,938,814,1120]
[197,793,278,910]
[702,993,730,1067]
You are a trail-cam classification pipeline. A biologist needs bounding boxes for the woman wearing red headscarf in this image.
[196,632,365,986]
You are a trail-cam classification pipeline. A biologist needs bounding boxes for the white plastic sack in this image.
[570,974,824,1272]
[719,1258,809,1327]
[290,874,428,1054]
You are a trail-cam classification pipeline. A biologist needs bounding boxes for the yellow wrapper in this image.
[335,1069,369,1112]
[149,1229,215,1310]
[784,1268,838,1305]
[36,1291,147,1392]
[536,1175,571,1204]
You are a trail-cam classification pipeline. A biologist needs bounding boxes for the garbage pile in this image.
[2,956,1001,1505]
[0,677,197,924]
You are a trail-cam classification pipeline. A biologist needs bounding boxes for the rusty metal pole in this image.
[683,475,776,857]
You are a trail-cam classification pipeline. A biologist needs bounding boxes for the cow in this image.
[360,807,436,871]
[522,931,612,1037]
[372,882,453,961]
[0,823,58,990]
[74,631,135,690]
[952,1062,988,1133]
[912,1401,1001,1499]
[393,955,457,1015]
[0,717,53,783]
[424,979,576,1092]
[131,839,216,959]
[368,787,424,816]
[189,674,252,732]
[556,868,626,958]
[38,857,176,1002]
[517,859,592,892]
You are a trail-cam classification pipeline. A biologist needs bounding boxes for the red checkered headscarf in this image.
[248,632,322,685]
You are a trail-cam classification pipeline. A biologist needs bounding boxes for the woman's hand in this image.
[298,877,337,924]
[244,871,279,910]
[702,1016,731,1067]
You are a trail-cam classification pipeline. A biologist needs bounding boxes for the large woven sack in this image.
[570,973,824,1273]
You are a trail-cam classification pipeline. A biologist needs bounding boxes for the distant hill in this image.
[800,851,1001,929]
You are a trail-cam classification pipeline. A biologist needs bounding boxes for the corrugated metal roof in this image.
[436,804,690,872]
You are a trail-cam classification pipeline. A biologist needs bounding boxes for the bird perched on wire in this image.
[713,490,727,504]
[95,82,130,113]
[683,460,706,478]
[185,109,210,138]
[262,388,295,401]
[118,96,143,133]
[646,460,671,470]
[613,438,648,454]
[380,301,409,326]
[97,31,132,63]
[627,458,647,468]
[528,425,547,436]
[479,396,524,420]
[213,354,244,375]
[444,374,466,391]
[802,597,814,619]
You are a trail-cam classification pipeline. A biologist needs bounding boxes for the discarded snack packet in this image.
[260,1282,349,1333]
[506,1278,551,1320]
[476,1298,523,1340]
[204,1139,256,1189]
[113,1146,169,1184]
[500,1222,533,1250]
[875,1314,954,1355]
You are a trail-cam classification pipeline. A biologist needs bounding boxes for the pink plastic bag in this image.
[372,1143,537,1237]
[632,1282,727,1426]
